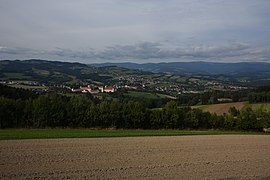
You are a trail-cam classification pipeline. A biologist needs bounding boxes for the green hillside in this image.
[0,60,145,85]
[125,91,173,99]
[246,103,270,112]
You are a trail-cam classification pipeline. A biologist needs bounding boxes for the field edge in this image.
[0,129,268,140]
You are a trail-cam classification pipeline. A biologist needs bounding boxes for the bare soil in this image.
[201,102,246,115]
[1,135,270,179]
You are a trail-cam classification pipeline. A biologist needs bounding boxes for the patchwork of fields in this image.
[1,135,269,179]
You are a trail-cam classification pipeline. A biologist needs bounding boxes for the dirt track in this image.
[1,135,270,179]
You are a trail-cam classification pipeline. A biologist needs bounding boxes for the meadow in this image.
[0,129,264,140]
[246,103,270,112]
[126,91,167,99]
[125,91,173,99]
[9,84,47,89]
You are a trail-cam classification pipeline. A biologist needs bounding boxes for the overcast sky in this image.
[0,0,270,63]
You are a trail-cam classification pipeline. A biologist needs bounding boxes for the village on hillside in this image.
[1,77,249,96]
[71,85,117,94]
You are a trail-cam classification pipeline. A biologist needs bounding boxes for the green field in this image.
[126,91,172,99]
[0,129,265,140]
[246,103,270,112]
[9,84,47,89]
[192,104,211,110]
[148,83,173,88]
[32,68,50,76]
[2,73,32,80]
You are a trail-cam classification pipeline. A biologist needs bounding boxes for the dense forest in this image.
[1,84,270,131]
[248,86,270,103]
[176,90,248,105]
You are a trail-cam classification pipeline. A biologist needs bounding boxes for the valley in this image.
[0,60,254,97]
[1,59,270,131]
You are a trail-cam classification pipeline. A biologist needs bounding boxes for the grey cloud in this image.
[0,46,95,61]
[0,0,270,63]
[0,42,270,62]
[1,41,269,63]
[98,42,162,59]
[0,46,47,55]
[93,42,256,61]
[50,48,96,59]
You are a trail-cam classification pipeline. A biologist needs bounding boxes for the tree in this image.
[85,102,99,127]
[149,109,163,129]
[228,106,239,117]
[224,115,236,130]
[0,97,16,128]
[66,96,89,127]
[23,99,34,127]
[32,95,50,128]
[47,94,66,127]
[99,101,111,127]
[109,101,123,128]
[237,107,256,130]
[164,101,179,129]
[254,108,270,130]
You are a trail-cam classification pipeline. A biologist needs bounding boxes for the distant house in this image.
[91,90,100,93]
[71,89,82,92]
[218,98,232,102]
[72,85,116,93]
[104,87,116,93]
[97,86,104,92]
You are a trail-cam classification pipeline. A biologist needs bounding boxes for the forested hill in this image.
[2,59,270,86]
[0,59,91,84]
[92,61,270,76]
[0,59,147,84]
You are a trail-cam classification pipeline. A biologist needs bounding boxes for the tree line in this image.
[176,90,248,106]
[1,85,269,131]
[0,85,270,131]
[248,86,270,103]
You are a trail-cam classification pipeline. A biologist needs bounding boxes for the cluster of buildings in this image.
[72,85,117,94]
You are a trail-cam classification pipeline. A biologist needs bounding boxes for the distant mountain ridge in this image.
[0,59,150,84]
[1,60,270,85]
[91,61,270,76]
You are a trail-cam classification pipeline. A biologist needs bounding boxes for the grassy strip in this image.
[9,84,47,89]
[0,129,266,140]
[246,103,270,112]
[126,91,168,99]
[192,104,210,110]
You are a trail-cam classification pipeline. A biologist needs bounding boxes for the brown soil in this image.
[196,102,246,115]
[1,135,270,179]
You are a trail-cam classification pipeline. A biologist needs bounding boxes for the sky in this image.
[0,0,270,63]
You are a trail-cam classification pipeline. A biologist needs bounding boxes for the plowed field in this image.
[193,102,246,115]
[1,135,270,179]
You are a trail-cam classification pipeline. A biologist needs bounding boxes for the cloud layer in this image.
[0,0,270,63]
[1,41,269,63]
